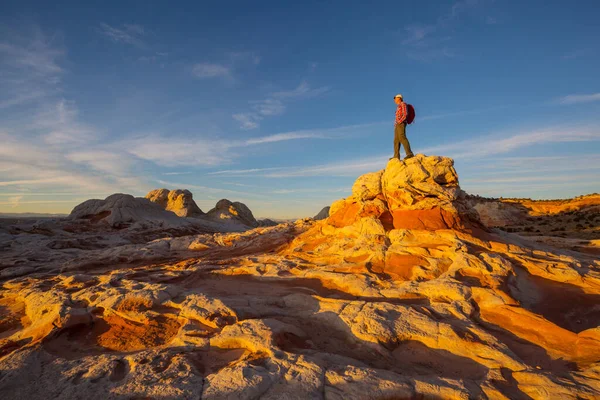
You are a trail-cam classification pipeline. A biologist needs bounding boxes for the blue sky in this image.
[1,0,599,218]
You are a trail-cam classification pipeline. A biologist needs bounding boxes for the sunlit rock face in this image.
[205,199,259,229]
[2,154,600,399]
[323,155,481,237]
[145,188,204,218]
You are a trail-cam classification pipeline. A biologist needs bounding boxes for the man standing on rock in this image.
[391,94,414,160]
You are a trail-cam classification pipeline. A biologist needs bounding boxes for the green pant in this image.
[393,122,413,158]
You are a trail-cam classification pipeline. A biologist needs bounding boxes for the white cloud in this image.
[245,131,329,145]
[233,81,331,129]
[251,98,286,116]
[423,126,600,159]
[209,124,600,179]
[191,63,232,79]
[34,99,99,145]
[0,26,65,109]
[207,167,285,176]
[232,113,260,130]
[402,24,437,46]
[120,134,233,167]
[162,171,192,176]
[66,150,135,176]
[192,51,260,82]
[98,23,146,47]
[271,81,331,99]
[559,93,600,105]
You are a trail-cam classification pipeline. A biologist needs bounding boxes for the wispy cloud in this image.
[34,99,99,145]
[208,156,385,178]
[270,81,331,99]
[207,167,285,176]
[120,134,232,167]
[0,26,65,109]
[121,124,340,167]
[98,23,146,47]
[209,124,600,179]
[162,171,192,176]
[192,51,260,82]
[0,25,152,200]
[401,0,488,61]
[191,62,232,79]
[559,93,600,105]
[232,113,260,130]
[8,196,23,208]
[232,81,331,129]
[245,131,329,145]
[249,98,286,116]
[423,125,600,159]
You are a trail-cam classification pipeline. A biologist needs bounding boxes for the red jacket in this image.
[395,102,407,125]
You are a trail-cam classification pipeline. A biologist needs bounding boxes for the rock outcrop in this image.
[69,193,185,228]
[325,154,480,233]
[313,206,330,220]
[205,199,259,229]
[2,154,600,399]
[145,188,204,217]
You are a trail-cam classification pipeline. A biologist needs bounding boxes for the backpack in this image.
[406,104,416,124]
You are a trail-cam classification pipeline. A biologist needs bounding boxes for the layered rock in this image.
[324,154,480,233]
[3,154,600,399]
[145,188,204,217]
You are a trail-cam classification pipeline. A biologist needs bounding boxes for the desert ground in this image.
[1,155,599,399]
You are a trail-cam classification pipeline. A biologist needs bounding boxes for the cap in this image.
[393,94,403,99]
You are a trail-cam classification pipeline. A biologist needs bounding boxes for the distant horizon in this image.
[1,1,599,218]
[1,184,598,221]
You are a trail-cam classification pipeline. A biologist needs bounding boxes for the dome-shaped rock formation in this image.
[145,188,204,217]
[69,193,184,227]
[206,199,258,229]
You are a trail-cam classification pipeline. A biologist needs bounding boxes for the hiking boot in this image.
[404,154,414,160]
[389,156,400,160]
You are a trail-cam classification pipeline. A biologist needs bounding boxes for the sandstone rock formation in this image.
[145,188,204,217]
[205,199,259,229]
[69,193,185,228]
[469,194,600,254]
[1,154,600,399]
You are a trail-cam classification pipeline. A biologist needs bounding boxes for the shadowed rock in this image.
[313,206,330,220]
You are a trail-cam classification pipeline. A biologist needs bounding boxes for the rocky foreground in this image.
[1,155,600,399]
